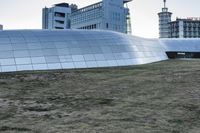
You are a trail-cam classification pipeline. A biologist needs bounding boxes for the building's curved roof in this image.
[0,29,199,72]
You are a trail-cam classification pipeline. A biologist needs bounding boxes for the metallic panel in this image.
[0,29,199,72]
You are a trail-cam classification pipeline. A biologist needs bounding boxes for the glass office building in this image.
[0,29,200,73]
[42,0,132,34]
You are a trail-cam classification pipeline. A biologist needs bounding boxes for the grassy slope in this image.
[0,60,200,133]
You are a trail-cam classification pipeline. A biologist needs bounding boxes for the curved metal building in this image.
[0,30,199,72]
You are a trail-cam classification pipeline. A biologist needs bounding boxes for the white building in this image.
[169,18,200,38]
[42,0,132,34]
[158,0,172,38]
[42,3,76,29]
[0,24,3,30]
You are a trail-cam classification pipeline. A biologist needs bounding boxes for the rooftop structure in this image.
[54,3,69,7]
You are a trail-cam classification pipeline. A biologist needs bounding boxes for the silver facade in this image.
[0,29,200,73]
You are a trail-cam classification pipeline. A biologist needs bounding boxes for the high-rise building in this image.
[70,0,132,34]
[169,18,200,38]
[0,24,3,30]
[42,3,77,29]
[158,0,172,38]
[42,0,132,34]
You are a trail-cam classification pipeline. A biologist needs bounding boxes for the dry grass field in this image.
[0,60,200,133]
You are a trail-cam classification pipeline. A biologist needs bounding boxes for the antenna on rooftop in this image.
[164,0,166,8]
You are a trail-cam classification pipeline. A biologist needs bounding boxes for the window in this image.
[55,12,65,17]
[55,27,64,29]
[106,23,109,29]
[55,20,64,24]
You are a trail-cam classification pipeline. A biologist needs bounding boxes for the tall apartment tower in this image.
[158,0,172,38]
[42,3,77,29]
[0,24,3,30]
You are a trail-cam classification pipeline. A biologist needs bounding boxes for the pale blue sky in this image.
[0,0,199,38]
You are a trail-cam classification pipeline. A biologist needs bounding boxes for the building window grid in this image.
[72,2,102,15]
[71,8,102,25]
[169,20,200,38]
